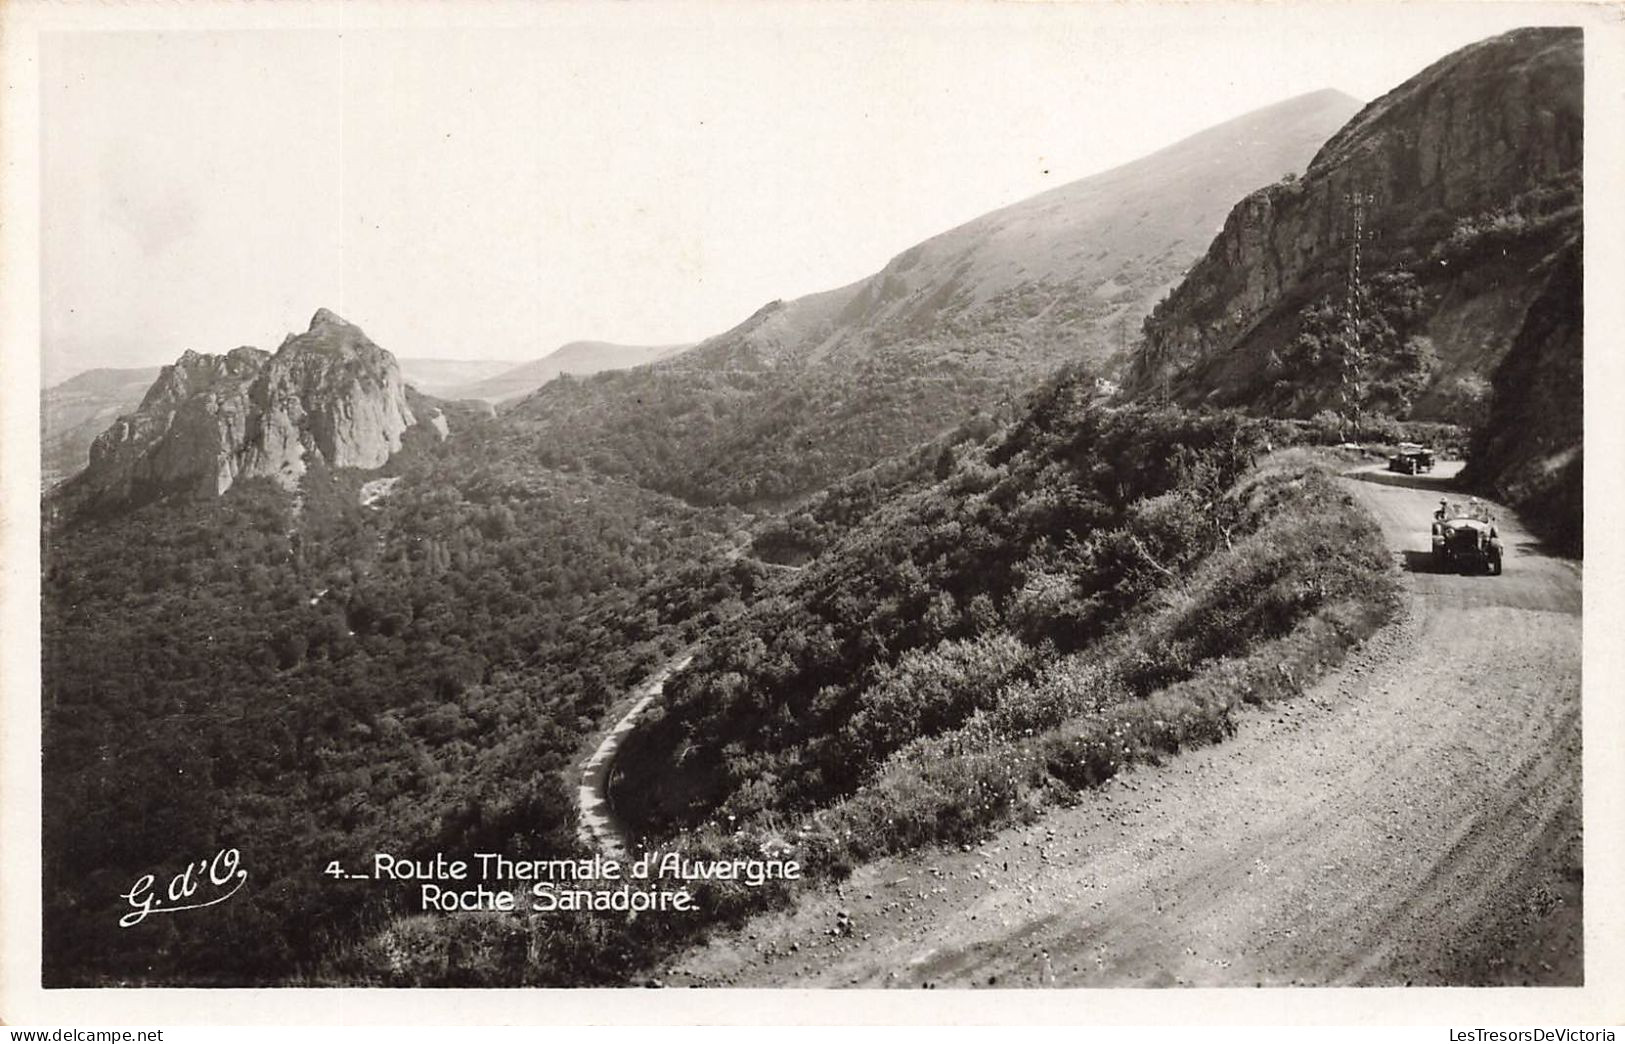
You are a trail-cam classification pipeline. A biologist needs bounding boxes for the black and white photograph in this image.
[2,0,1620,1026]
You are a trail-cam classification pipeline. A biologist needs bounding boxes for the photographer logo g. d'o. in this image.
[119,848,247,927]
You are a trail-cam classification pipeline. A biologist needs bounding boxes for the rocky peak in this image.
[1308,28,1580,186]
[137,345,268,412]
[1125,27,1581,419]
[74,310,420,508]
[309,307,349,331]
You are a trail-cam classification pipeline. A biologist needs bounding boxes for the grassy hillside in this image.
[675,89,1361,375]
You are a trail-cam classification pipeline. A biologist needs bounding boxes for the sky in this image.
[38,1,1592,384]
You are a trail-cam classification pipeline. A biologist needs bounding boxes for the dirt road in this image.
[662,461,1582,987]
[578,653,693,857]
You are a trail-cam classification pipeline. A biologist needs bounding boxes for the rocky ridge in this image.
[75,309,422,506]
[1125,27,1581,422]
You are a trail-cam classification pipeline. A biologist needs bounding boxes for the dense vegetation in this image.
[41,414,759,985]
[348,378,1399,985]
[614,378,1389,835]
[39,26,1577,987]
[501,355,1011,508]
[42,347,1406,988]
[745,409,1009,566]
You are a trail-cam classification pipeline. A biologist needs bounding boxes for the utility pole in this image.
[1341,189,1375,439]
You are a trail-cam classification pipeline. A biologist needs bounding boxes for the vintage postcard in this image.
[2,0,1621,1027]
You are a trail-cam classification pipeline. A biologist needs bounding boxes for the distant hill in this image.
[505,89,1364,505]
[1123,27,1581,547]
[41,367,161,490]
[397,358,516,399]
[445,341,688,404]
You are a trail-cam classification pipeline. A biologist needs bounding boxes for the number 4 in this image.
[325,860,346,879]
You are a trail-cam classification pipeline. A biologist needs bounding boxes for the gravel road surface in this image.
[661,460,1582,987]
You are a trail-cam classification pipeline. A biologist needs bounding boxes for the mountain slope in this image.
[1461,238,1582,552]
[1126,27,1581,426]
[40,393,752,985]
[504,90,1364,505]
[684,89,1364,375]
[447,341,688,404]
[63,309,430,511]
[41,367,161,490]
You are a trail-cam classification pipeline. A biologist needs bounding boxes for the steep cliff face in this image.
[1462,239,1582,552]
[77,309,416,506]
[1128,27,1581,423]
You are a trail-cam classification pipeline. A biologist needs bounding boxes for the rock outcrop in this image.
[1126,27,1581,423]
[77,309,416,505]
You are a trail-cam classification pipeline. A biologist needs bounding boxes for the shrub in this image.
[338,442,1402,987]
[842,632,1037,769]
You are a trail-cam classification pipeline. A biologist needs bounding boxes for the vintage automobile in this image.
[1388,442,1436,474]
[1432,499,1503,575]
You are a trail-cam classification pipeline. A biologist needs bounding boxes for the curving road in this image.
[577,653,693,858]
[662,460,1583,987]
